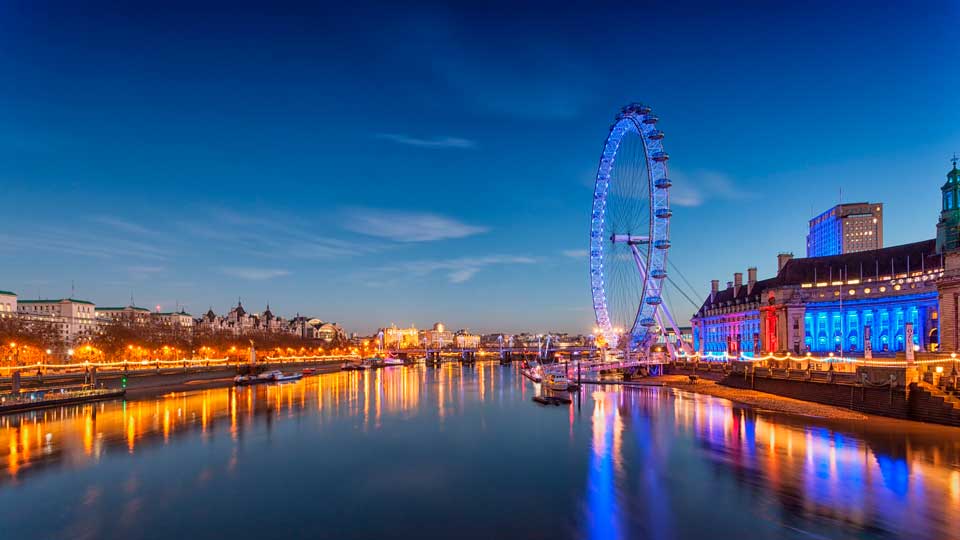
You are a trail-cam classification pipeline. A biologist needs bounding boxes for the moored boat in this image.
[383,356,404,366]
[341,362,368,371]
[520,364,542,383]
[543,373,571,392]
[234,370,299,385]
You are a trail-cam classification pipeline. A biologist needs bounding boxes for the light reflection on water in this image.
[2,363,960,540]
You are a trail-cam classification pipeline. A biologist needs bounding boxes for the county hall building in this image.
[692,159,960,357]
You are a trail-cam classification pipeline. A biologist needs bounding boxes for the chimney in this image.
[726,280,733,290]
[747,267,758,294]
[777,252,794,273]
[710,279,719,302]
[733,272,743,296]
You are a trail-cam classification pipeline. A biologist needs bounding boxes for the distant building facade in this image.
[421,322,453,348]
[380,324,420,349]
[453,329,480,348]
[296,318,345,343]
[807,202,883,257]
[152,310,194,328]
[18,298,98,343]
[197,301,297,336]
[0,290,16,316]
[96,305,152,325]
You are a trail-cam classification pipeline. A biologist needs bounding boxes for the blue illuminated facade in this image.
[807,207,842,257]
[802,292,936,353]
[695,163,960,358]
[693,239,942,357]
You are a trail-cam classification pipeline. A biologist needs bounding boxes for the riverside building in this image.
[0,290,15,316]
[694,161,960,357]
[17,298,98,343]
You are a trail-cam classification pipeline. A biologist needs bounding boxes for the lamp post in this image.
[952,352,958,386]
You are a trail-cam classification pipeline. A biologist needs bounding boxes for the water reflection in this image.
[581,387,960,539]
[2,364,960,539]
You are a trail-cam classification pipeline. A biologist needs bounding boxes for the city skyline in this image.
[3,1,959,334]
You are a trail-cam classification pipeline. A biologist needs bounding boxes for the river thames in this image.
[3,363,960,539]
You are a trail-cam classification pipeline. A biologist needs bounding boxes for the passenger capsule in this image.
[645,296,662,305]
[652,151,669,162]
[654,177,672,189]
[650,269,667,279]
[655,208,673,219]
[640,318,656,327]
[647,130,664,140]
[623,103,651,115]
[654,239,671,249]
[643,115,659,124]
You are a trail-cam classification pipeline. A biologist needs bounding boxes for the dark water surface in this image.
[3,363,960,540]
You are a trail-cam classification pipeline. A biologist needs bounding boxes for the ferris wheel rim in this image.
[589,103,672,348]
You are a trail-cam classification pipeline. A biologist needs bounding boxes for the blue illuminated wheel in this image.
[589,103,671,350]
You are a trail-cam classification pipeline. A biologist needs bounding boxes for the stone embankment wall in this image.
[705,362,960,427]
[665,362,727,381]
[720,371,911,419]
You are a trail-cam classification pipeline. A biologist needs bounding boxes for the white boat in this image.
[543,373,571,392]
[383,356,404,366]
[234,370,278,385]
[234,370,300,385]
[362,357,383,368]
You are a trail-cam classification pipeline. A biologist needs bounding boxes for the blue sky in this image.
[2,0,958,334]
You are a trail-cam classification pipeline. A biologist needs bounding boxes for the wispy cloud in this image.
[397,255,536,284]
[0,227,168,260]
[341,208,488,242]
[375,133,476,149]
[127,265,165,280]
[178,207,373,260]
[561,249,588,259]
[588,168,756,209]
[219,267,291,280]
[670,170,757,208]
[92,216,160,237]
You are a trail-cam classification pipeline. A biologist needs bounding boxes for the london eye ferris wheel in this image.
[589,103,686,356]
